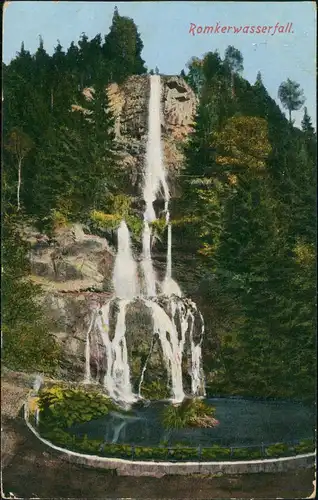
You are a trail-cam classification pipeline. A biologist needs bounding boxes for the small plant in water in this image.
[162,398,218,430]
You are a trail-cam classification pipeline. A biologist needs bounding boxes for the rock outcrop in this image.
[75,75,197,195]
[23,224,115,293]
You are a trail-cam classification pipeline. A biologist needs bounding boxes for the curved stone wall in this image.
[24,406,315,478]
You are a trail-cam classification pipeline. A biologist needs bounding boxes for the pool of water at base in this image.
[70,397,316,447]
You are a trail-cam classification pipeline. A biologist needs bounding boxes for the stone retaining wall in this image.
[24,405,315,478]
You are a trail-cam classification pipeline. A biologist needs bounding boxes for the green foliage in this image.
[278,78,305,123]
[38,385,119,429]
[201,445,231,460]
[231,447,262,460]
[3,11,147,228]
[150,218,167,238]
[140,380,170,400]
[293,438,315,454]
[265,443,290,458]
[89,210,122,232]
[178,46,316,402]
[2,213,60,372]
[162,399,216,430]
[224,46,244,74]
[126,215,144,240]
[89,195,143,240]
[103,6,147,84]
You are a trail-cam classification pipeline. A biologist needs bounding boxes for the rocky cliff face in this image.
[27,75,201,386]
[77,75,197,196]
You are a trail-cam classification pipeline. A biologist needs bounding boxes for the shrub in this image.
[38,385,118,429]
[126,215,143,240]
[162,398,217,430]
[168,445,197,461]
[294,438,315,454]
[41,428,77,447]
[201,445,231,460]
[101,443,132,459]
[231,447,262,460]
[162,404,188,429]
[89,210,122,232]
[50,208,70,230]
[265,442,290,457]
[140,380,170,400]
[150,218,167,238]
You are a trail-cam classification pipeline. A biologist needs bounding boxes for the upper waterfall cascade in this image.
[84,75,205,404]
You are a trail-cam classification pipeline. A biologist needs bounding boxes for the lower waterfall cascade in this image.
[83,75,206,404]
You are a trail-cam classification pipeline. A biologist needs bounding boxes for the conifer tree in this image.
[301,106,315,134]
[185,56,204,95]
[103,6,146,83]
[224,46,244,96]
[278,78,306,123]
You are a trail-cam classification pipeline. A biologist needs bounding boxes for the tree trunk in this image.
[289,108,292,123]
[17,158,22,211]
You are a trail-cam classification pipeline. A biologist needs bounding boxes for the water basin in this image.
[70,397,315,447]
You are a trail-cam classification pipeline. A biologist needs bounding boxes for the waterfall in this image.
[113,221,139,299]
[144,299,185,402]
[141,220,157,297]
[97,300,136,403]
[143,74,170,223]
[84,314,95,384]
[32,373,43,394]
[85,74,205,405]
[162,218,182,297]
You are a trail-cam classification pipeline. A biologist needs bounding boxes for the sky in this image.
[2,1,316,128]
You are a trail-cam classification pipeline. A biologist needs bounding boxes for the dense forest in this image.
[2,8,316,401]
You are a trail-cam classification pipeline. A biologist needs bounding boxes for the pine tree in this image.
[255,71,263,86]
[278,78,306,123]
[224,46,244,97]
[224,46,244,74]
[103,6,146,83]
[31,84,121,224]
[301,106,315,134]
[184,56,204,95]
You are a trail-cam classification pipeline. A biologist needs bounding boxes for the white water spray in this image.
[162,218,182,297]
[97,300,136,403]
[143,299,185,402]
[141,220,157,297]
[113,221,139,299]
[143,75,170,223]
[32,374,43,394]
